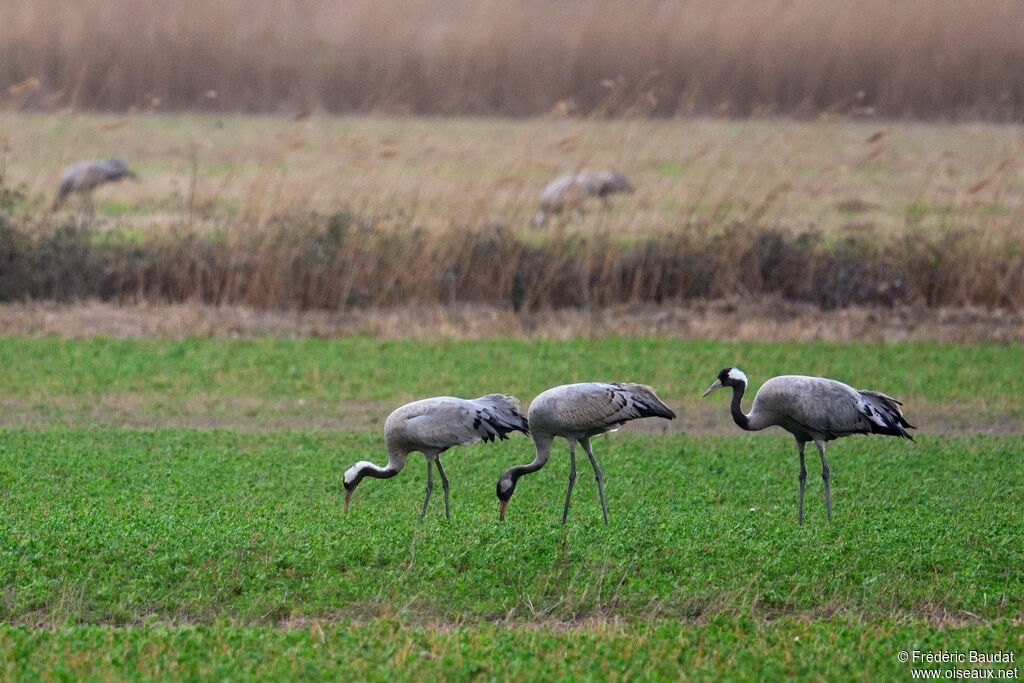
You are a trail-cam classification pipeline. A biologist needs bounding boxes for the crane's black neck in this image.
[348,462,400,491]
[509,458,546,482]
[729,383,753,431]
[366,465,400,481]
[497,439,552,501]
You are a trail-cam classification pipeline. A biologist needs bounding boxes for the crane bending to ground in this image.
[497,382,675,524]
[534,170,633,227]
[701,367,915,524]
[53,159,138,210]
[344,394,529,519]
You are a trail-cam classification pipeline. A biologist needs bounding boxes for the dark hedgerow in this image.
[0,213,1018,312]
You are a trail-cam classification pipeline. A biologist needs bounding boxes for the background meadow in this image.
[2,0,1023,678]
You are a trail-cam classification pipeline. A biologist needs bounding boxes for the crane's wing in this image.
[560,382,675,433]
[856,390,915,439]
[394,395,528,451]
[773,378,915,441]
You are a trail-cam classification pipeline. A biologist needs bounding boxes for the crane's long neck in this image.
[343,455,404,512]
[498,435,556,520]
[729,383,754,431]
[344,449,407,493]
[355,461,400,481]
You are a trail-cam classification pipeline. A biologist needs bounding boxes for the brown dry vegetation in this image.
[1,214,1020,312]
[1,114,1022,318]
[3,0,1024,119]
[1,300,1021,344]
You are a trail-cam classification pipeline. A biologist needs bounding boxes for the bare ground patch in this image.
[1,394,1019,435]
[8,607,1020,632]
[0,300,1021,343]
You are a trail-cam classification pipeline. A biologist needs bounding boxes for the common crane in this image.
[701,367,915,524]
[344,394,529,519]
[53,159,137,209]
[534,170,633,227]
[497,382,675,524]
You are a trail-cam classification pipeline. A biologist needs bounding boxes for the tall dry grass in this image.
[1,113,1022,314]
[0,210,1020,312]
[4,0,1024,118]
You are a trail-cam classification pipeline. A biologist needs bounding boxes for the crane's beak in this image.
[344,488,353,513]
[499,500,508,521]
[701,379,723,398]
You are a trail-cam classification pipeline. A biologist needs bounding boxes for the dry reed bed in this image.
[4,0,1024,118]
[0,214,1019,313]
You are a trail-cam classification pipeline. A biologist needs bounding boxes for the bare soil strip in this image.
[9,608,1021,632]
[0,300,1021,343]
[1,395,1019,435]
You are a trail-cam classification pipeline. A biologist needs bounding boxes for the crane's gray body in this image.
[383,394,530,467]
[527,382,674,441]
[344,394,529,518]
[535,170,633,226]
[747,375,911,442]
[499,382,675,524]
[55,159,137,207]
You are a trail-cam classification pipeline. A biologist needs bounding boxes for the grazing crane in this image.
[534,170,633,227]
[701,367,915,524]
[497,382,675,524]
[53,159,138,209]
[344,394,529,519]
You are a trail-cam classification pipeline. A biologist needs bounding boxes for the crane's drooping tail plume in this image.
[857,390,915,440]
[472,394,530,441]
[614,382,677,421]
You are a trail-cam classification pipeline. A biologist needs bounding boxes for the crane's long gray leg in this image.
[581,437,609,526]
[435,459,451,521]
[561,441,578,525]
[815,440,831,522]
[797,440,807,526]
[420,461,434,519]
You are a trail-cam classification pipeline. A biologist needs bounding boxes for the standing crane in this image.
[344,394,529,519]
[497,382,675,524]
[53,159,138,209]
[534,170,634,227]
[701,367,915,524]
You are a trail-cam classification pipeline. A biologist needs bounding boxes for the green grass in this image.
[0,336,1020,678]
[0,428,1021,678]
[0,618,1020,681]
[0,337,1020,424]
[2,429,1021,626]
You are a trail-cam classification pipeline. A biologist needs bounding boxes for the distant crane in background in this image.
[344,394,529,519]
[534,169,633,227]
[701,367,916,524]
[497,382,675,524]
[53,159,138,210]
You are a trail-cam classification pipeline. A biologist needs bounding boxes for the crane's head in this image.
[343,462,369,512]
[701,367,749,397]
[496,471,517,521]
[593,170,634,196]
[107,159,138,180]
